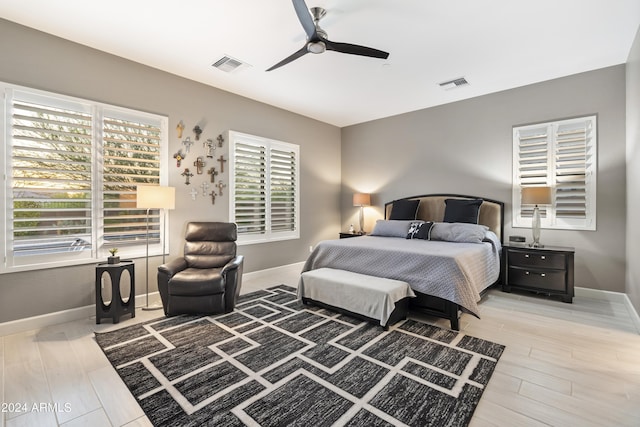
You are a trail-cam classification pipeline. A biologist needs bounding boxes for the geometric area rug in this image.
[95,285,505,427]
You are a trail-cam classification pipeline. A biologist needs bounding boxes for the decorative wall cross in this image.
[200,181,210,196]
[204,139,216,158]
[181,168,193,185]
[209,191,217,205]
[176,121,185,138]
[207,167,218,183]
[218,155,227,173]
[217,180,227,196]
[189,187,198,200]
[217,134,224,147]
[173,150,185,167]
[182,137,194,153]
[193,125,202,141]
[193,156,205,174]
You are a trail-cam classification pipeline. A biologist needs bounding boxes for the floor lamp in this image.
[136,185,176,310]
[353,193,371,234]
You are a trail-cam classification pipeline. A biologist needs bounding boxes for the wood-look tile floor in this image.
[1,264,639,426]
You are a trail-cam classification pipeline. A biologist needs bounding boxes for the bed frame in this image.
[384,194,505,330]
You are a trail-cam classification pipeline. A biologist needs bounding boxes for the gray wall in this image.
[626,27,640,312]
[341,66,627,293]
[0,19,342,323]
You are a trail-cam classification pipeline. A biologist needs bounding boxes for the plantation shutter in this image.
[515,124,550,219]
[513,115,596,230]
[270,145,297,232]
[102,113,162,247]
[554,119,594,221]
[10,94,93,257]
[233,140,267,234]
[229,131,299,243]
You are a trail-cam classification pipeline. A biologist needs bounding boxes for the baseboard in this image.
[0,262,306,337]
[575,286,640,334]
[0,292,159,337]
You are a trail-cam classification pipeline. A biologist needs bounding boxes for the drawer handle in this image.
[541,255,546,260]
[524,254,530,258]
[525,271,530,275]
[541,273,546,277]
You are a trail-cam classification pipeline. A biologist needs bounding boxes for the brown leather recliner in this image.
[157,222,244,316]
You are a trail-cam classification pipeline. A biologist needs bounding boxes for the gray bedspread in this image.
[301,234,501,317]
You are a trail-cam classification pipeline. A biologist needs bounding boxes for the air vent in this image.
[439,77,469,90]
[212,55,250,73]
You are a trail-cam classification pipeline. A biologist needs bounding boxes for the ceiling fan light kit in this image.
[267,0,389,71]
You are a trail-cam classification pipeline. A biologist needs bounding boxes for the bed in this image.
[301,194,504,330]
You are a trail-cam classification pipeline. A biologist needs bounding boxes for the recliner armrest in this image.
[158,257,188,277]
[222,255,244,312]
[220,255,243,275]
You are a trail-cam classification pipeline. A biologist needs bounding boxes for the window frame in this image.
[228,130,300,245]
[1,82,169,273]
[512,115,597,231]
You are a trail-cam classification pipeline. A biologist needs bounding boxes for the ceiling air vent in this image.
[439,77,469,90]
[212,55,250,73]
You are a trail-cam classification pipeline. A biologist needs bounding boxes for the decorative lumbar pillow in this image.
[406,221,434,240]
[371,220,417,237]
[389,199,420,220]
[443,199,483,224]
[430,222,489,244]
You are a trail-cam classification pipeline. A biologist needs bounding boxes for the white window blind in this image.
[2,83,167,272]
[229,131,299,244]
[102,114,162,248]
[512,115,596,230]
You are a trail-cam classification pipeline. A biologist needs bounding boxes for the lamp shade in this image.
[136,185,176,209]
[353,193,371,207]
[521,186,552,205]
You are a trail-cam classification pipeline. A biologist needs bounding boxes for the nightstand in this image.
[502,244,575,303]
[339,232,364,239]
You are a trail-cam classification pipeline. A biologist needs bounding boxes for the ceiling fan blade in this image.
[266,46,309,71]
[324,39,389,60]
[292,0,317,40]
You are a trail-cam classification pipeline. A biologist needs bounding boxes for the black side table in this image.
[95,260,135,324]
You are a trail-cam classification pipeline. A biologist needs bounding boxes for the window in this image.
[512,115,597,231]
[228,131,299,244]
[1,83,168,272]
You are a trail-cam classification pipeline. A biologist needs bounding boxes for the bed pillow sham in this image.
[389,199,420,220]
[430,222,489,244]
[443,198,483,224]
[371,220,421,237]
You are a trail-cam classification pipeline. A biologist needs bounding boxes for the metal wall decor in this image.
[217,155,227,173]
[181,168,193,185]
[217,134,224,147]
[207,167,218,183]
[200,181,210,196]
[176,121,185,138]
[204,139,216,157]
[189,187,198,200]
[193,125,203,141]
[173,150,186,167]
[217,180,227,196]
[182,137,194,153]
[209,191,217,204]
[193,156,205,174]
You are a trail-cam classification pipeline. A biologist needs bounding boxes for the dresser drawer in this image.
[508,250,566,269]
[508,267,566,292]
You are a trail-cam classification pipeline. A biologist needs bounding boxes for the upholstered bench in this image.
[298,268,416,329]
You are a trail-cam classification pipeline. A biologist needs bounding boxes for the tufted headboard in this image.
[384,194,505,243]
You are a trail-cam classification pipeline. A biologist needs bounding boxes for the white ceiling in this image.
[1,0,639,127]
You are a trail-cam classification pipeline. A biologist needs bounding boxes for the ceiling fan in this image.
[266,0,390,71]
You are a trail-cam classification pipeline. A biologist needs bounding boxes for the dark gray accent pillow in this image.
[389,199,420,220]
[443,199,483,224]
[406,221,434,240]
[371,220,415,237]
